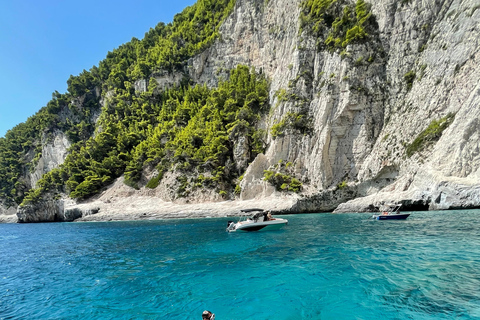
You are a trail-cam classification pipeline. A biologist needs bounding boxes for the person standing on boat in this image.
[202,310,215,320]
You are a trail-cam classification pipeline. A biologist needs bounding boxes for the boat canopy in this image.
[380,204,402,212]
[240,208,264,213]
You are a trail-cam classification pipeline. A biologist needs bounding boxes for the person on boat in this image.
[382,211,389,215]
[267,211,274,220]
[263,210,274,221]
[202,310,215,320]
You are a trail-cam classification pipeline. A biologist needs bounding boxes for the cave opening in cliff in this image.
[401,202,430,212]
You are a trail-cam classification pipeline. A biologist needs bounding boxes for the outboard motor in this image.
[226,221,235,232]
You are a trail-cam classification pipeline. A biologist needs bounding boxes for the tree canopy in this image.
[0,0,237,207]
[22,65,269,204]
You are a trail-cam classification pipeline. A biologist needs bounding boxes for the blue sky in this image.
[0,0,197,137]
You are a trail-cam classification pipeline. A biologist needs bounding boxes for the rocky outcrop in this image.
[30,131,71,188]
[134,71,185,93]
[16,198,100,222]
[17,199,64,223]
[0,129,72,222]
[0,199,17,223]
[240,153,276,200]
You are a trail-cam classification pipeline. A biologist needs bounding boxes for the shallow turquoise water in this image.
[1,210,480,319]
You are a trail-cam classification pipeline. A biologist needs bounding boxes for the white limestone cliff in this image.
[191,0,480,212]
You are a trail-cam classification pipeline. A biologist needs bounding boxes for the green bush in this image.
[146,173,163,189]
[70,175,109,199]
[270,119,287,138]
[234,184,241,194]
[404,70,416,91]
[263,169,303,193]
[271,111,312,138]
[219,190,227,197]
[301,0,373,51]
[337,180,348,189]
[406,113,455,157]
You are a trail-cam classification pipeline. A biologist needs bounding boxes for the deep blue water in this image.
[1,210,480,319]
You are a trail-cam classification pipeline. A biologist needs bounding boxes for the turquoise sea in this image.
[1,210,480,319]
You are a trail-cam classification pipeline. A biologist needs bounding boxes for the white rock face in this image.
[240,153,276,200]
[134,71,184,93]
[30,131,71,188]
[347,0,480,211]
[191,0,480,211]
[0,199,17,223]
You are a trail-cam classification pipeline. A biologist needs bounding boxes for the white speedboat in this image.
[226,208,288,232]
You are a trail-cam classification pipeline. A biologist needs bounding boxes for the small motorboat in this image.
[372,204,410,220]
[226,208,288,232]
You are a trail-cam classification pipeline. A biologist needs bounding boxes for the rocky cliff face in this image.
[190,0,480,212]
[6,0,480,222]
[0,91,100,223]
[0,131,71,223]
[29,131,71,188]
[335,0,480,211]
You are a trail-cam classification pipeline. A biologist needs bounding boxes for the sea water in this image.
[1,210,480,319]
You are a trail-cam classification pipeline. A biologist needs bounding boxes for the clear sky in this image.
[0,0,197,138]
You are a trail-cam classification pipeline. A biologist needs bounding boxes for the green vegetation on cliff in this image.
[0,90,99,207]
[270,111,312,138]
[123,65,269,195]
[263,160,302,192]
[300,0,374,52]
[70,0,236,92]
[405,113,455,158]
[1,0,237,207]
[22,65,268,204]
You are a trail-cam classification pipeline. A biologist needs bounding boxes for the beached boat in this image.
[226,208,288,232]
[372,204,410,220]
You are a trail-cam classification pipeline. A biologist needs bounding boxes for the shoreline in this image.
[3,197,480,224]
[71,195,299,222]
[1,194,300,223]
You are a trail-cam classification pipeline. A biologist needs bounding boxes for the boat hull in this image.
[375,213,410,220]
[228,219,288,232]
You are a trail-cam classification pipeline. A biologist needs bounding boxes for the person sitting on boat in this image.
[202,310,215,320]
[267,211,274,220]
[263,210,274,221]
[382,211,389,215]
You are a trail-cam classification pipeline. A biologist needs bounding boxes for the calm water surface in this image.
[1,210,480,319]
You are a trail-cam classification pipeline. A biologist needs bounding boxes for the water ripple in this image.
[1,211,480,319]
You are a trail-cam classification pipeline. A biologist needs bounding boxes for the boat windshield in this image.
[240,208,264,220]
[251,212,264,220]
[380,204,402,213]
